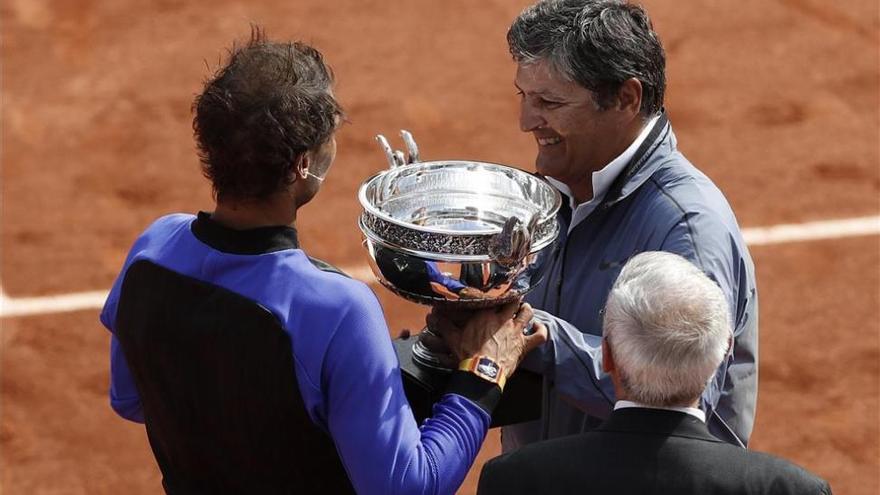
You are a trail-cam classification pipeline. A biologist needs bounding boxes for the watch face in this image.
[476,357,499,379]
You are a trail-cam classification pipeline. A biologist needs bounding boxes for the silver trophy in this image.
[359,131,561,371]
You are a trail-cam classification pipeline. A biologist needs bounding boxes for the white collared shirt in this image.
[614,400,707,423]
[546,114,661,233]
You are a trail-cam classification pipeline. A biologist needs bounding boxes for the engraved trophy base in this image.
[393,334,542,428]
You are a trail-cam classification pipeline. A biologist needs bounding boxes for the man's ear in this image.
[616,78,643,117]
[602,335,615,374]
[294,152,311,180]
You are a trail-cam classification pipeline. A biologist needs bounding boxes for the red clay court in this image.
[1,0,878,493]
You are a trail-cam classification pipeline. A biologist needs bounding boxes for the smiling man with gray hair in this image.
[479,252,831,495]
[486,0,761,451]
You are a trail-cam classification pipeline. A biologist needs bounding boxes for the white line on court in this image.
[741,215,880,246]
[0,290,112,319]
[1,215,878,319]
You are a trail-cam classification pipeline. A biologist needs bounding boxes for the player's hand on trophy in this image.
[427,302,547,378]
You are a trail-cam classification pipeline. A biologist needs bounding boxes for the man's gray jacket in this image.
[506,113,758,448]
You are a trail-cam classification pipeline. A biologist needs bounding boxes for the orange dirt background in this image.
[1,0,878,493]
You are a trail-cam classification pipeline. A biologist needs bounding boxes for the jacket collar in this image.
[599,110,673,209]
[190,211,300,255]
[597,407,724,444]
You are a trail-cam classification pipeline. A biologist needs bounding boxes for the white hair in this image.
[603,251,731,407]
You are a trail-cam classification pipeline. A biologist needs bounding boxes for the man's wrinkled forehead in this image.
[514,59,582,96]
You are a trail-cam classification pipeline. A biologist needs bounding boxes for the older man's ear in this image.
[601,336,615,374]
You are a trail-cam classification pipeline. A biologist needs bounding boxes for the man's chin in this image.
[534,157,559,178]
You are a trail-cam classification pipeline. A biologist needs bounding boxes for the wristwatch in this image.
[459,356,506,390]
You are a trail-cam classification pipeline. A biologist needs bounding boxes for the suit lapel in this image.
[597,408,725,444]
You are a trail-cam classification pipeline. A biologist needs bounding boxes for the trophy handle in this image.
[375,134,401,168]
[375,130,422,169]
[400,130,420,163]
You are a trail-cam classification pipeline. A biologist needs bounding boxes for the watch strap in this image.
[459,356,506,390]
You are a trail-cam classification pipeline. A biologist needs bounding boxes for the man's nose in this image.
[519,101,544,132]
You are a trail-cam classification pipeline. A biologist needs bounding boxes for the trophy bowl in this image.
[358,131,561,371]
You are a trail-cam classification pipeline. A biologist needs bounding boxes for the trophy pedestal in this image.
[393,336,542,427]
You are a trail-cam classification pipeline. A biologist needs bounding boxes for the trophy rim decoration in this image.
[358,159,561,235]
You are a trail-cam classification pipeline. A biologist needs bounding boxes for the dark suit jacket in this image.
[479,408,831,495]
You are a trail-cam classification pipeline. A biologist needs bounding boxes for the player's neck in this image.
[212,192,297,230]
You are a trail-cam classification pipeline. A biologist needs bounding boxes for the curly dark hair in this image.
[508,0,666,117]
[193,27,343,202]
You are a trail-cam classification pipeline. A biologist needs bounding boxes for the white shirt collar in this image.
[614,400,706,423]
[547,114,660,233]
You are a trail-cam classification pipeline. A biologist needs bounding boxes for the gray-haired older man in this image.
[478,252,831,495]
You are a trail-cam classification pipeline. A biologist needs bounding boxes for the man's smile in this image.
[536,136,562,146]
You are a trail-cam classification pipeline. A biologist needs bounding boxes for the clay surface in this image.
[2,0,877,493]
